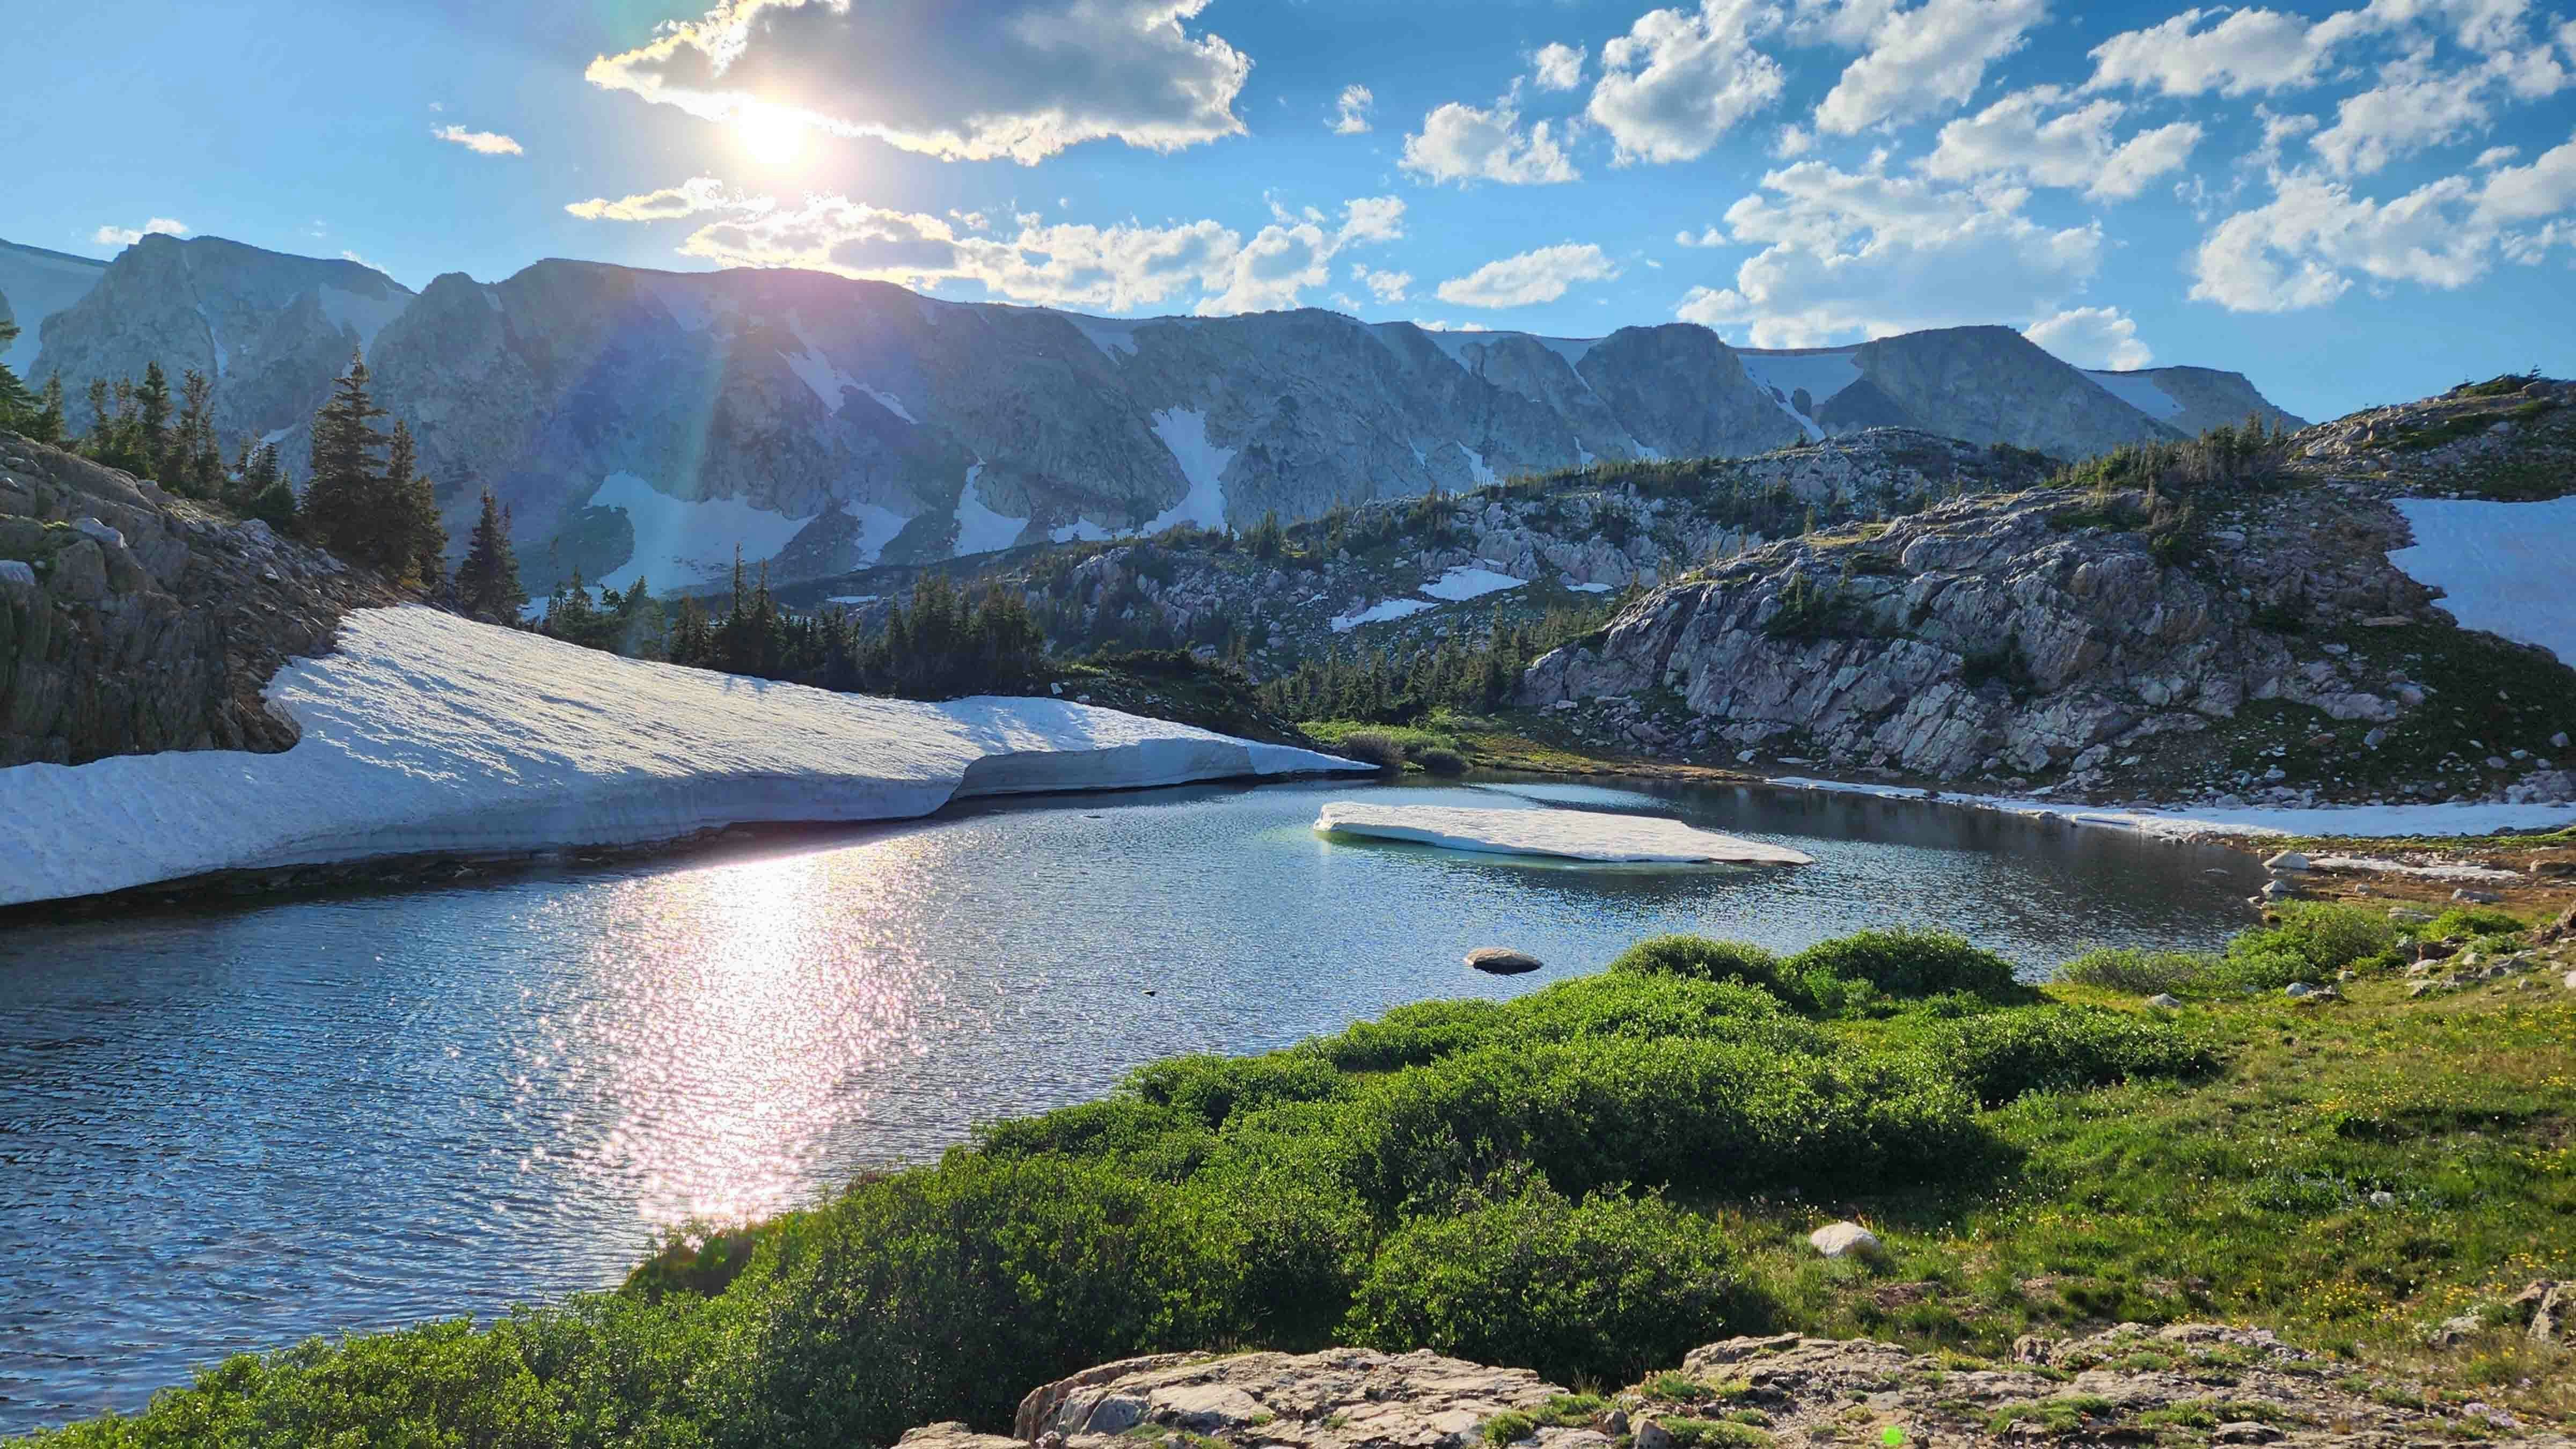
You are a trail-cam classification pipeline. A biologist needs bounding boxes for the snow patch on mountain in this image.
[589,472,815,594]
[0,241,108,374]
[1331,598,1437,632]
[1144,408,1234,532]
[2083,369,2186,422]
[2388,496,2576,666]
[954,464,1030,557]
[1421,565,1525,602]
[0,606,1368,906]
[1535,336,1601,371]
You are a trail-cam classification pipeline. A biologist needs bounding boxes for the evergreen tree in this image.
[28,375,65,447]
[135,361,173,479]
[385,419,447,589]
[453,491,529,623]
[303,355,404,572]
[170,367,222,497]
[0,320,35,431]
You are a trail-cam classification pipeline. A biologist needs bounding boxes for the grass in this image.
[23,906,2576,1447]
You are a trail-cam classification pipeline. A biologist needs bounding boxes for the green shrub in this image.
[1605,936,1850,1013]
[1344,1037,1980,1209]
[2054,947,2213,996]
[740,1154,1248,1448]
[1933,1007,2219,1106]
[1309,998,1511,1072]
[1411,746,1469,776]
[1501,973,1823,1053]
[2425,908,2522,940]
[1344,1180,1764,1386]
[1787,929,2025,1002]
[2222,902,2399,986]
[1337,730,1408,770]
[1127,1051,1350,1129]
[974,1096,1211,1181]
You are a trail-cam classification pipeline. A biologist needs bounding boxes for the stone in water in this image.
[1466,947,1543,975]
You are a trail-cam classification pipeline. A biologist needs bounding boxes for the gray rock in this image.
[1809,1221,1884,1259]
[2147,993,2182,1008]
[2263,850,2311,872]
[2453,888,2504,904]
[1465,947,1543,975]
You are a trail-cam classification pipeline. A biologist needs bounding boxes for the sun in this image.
[736,105,806,167]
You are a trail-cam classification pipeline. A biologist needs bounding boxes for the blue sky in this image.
[6,0,2574,420]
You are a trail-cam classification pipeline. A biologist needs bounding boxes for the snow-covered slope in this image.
[0,606,1365,906]
[1314,801,1812,865]
[0,240,107,375]
[2388,496,2576,665]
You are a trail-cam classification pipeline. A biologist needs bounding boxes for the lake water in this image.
[0,775,2260,1432]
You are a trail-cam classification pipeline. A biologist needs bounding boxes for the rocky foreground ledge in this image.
[904,1326,2571,1449]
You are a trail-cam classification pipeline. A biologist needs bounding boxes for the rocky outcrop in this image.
[0,239,107,376]
[5,232,2302,594]
[899,1327,2569,1449]
[0,432,399,766]
[780,430,2061,675]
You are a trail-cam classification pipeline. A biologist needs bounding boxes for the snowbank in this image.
[2388,497,2576,666]
[1314,801,1812,865]
[0,608,1366,907]
[1421,565,1526,602]
[1766,777,2575,841]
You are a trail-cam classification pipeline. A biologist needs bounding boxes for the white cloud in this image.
[1533,42,1587,91]
[1352,265,1413,302]
[2247,105,2322,168]
[1677,226,1727,246]
[1401,100,1580,185]
[565,177,755,222]
[668,190,1402,317]
[1587,1,1785,164]
[1803,0,2051,136]
[2026,305,2154,369]
[586,0,1249,165]
[433,125,523,156]
[2084,7,2354,98]
[1673,159,2104,345]
[1332,84,1374,135]
[91,217,188,247]
[2476,144,2522,167]
[1773,123,1814,157]
[2310,62,2496,175]
[1434,243,1621,307]
[2190,135,2576,310]
[1923,86,2201,201]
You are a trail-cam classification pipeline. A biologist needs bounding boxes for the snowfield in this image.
[0,607,1366,908]
[2387,496,2576,667]
[1314,801,1813,865]
[1766,778,2574,840]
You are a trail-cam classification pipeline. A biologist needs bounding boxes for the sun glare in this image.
[736,105,804,167]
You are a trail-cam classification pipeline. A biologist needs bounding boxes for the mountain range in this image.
[1,232,2305,593]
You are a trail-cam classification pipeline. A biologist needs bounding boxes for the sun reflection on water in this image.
[531,844,940,1230]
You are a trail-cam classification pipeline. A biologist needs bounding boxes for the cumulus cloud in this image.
[1673,160,2104,345]
[1801,0,2050,136]
[1352,265,1413,302]
[1923,87,2202,201]
[564,177,756,221]
[585,0,1249,165]
[433,125,524,156]
[1533,42,1587,91]
[2310,62,2497,175]
[2025,305,2154,369]
[1433,243,1621,307]
[1332,84,1374,134]
[1587,1,1785,164]
[664,189,1402,316]
[91,217,188,247]
[2190,134,2576,311]
[2084,6,2352,98]
[1401,100,1580,185]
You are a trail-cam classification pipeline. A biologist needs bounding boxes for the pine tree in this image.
[170,367,222,497]
[135,361,173,480]
[454,491,529,623]
[0,320,34,431]
[28,375,65,447]
[303,354,393,569]
[385,419,447,589]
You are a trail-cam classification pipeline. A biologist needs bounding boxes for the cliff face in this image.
[0,432,399,767]
[27,235,411,444]
[3,233,2311,597]
[0,239,107,375]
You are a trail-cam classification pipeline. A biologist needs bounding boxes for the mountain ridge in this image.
[2,232,2307,593]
